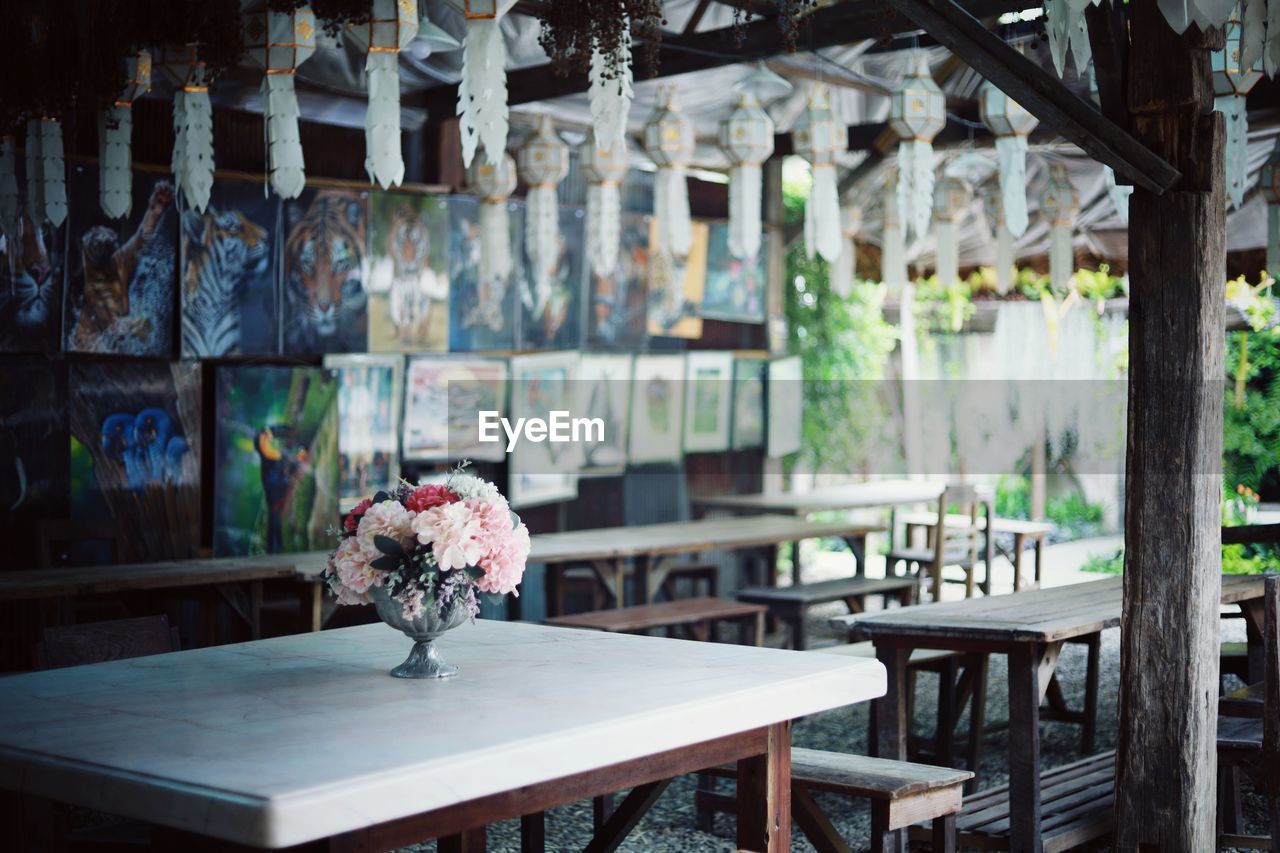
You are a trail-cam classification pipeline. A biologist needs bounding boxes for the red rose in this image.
[343,498,373,533]
[405,484,459,513]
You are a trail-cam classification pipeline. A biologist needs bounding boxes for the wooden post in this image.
[1116,0,1226,848]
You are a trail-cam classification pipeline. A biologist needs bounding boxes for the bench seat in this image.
[544,596,767,644]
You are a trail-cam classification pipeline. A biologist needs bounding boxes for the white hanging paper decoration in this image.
[1157,0,1236,34]
[349,0,418,188]
[1043,0,1099,77]
[25,118,67,228]
[99,50,152,219]
[793,83,847,262]
[979,82,1037,238]
[1040,165,1080,293]
[833,205,861,299]
[468,153,517,284]
[889,58,945,241]
[643,88,696,258]
[517,116,569,310]
[589,19,632,154]
[1102,166,1132,225]
[719,92,775,261]
[0,137,18,246]
[1214,10,1264,209]
[1260,139,1280,274]
[881,166,907,288]
[458,9,509,168]
[981,181,1015,295]
[246,8,317,198]
[580,130,629,278]
[169,51,215,214]
[932,175,969,286]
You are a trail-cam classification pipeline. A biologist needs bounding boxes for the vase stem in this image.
[389,638,459,679]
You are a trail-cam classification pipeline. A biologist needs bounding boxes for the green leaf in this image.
[372,490,391,504]
[370,554,401,572]
[373,534,403,556]
[463,566,485,581]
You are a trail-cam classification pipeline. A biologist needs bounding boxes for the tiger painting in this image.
[180,203,270,357]
[283,189,368,355]
[367,196,448,351]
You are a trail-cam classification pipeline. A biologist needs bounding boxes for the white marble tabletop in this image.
[0,620,885,848]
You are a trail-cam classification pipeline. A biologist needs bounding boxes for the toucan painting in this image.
[254,425,309,554]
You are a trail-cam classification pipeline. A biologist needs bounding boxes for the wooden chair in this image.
[1216,575,1280,849]
[35,615,180,670]
[886,484,986,601]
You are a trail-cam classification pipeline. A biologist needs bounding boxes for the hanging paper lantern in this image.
[833,204,861,299]
[793,83,847,262]
[981,181,1015,295]
[1213,9,1264,209]
[1040,165,1080,293]
[517,115,569,311]
[1259,139,1280,275]
[889,57,945,240]
[881,166,907,288]
[0,137,18,246]
[644,87,696,258]
[719,92,774,261]
[167,46,215,213]
[99,50,151,219]
[458,0,510,169]
[468,152,517,286]
[979,82,1037,238]
[580,130,629,278]
[589,15,632,154]
[932,175,969,286]
[246,7,316,199]
[25,118,67,228]
[734,62,794,104]
[348,0,418,188]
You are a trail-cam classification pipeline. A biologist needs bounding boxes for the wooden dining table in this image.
[833,574,1269,853]
[0,619,885,852]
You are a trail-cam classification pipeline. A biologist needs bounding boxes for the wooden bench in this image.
[899,511,1056,591]
[736,576,916,650]
[544,596,767,645]
[697,748,972,853]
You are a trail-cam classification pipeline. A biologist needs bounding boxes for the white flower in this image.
[413,500,487,571]
[448,473,507,507]
[356,500,417,559]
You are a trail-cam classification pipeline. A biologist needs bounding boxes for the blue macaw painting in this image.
[69,362,201,562]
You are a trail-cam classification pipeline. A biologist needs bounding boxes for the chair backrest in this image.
[934,484,983,565]
[35,615,180,670]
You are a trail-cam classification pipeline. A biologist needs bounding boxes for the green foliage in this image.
[1081,549,1124,575]
[1224,326,1280,497]
[914,274,975,332]
[995,474,1031,520]
[1080,544,1279,576]
[1046,492,1105,540]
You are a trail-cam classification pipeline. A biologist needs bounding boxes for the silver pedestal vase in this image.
[370,586,469,678]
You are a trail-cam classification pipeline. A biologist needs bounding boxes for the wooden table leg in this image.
[520,812,545,853]
[736,721,791,853]
[875,645,911,761]
[981,497,995,596]
[439,826,486,853]
[1013,534,1027,592]
[1033,536,1044,586]
[844,534,867,578]
[1008,643,1047,853]
[249,580,263,640]
[306,581,323,632]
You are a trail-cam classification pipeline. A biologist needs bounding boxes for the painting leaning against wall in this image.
[447,195,522,352]
[281,187,370,356]
[367,191,450,352]
[0,360,68,567]
[214,365,338,556]
[0,159,65,353]
[324,354,403,511]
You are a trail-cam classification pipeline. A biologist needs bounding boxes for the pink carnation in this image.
[343,498,373,533]
[405,484,459,513]
[414,500,486,571]
[475,521,530,595]
[333,536,383,597]
[356,499,417,558]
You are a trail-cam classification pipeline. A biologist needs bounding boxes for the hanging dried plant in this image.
[536,0,665,78]
[728,0,818,53]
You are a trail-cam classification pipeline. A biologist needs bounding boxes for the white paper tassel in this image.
[99,105,133,219]
[25,119,67,228]
[1044,0,1099,76]
[728,164,763,261]
[1268,204,1280,276]
[896,139,934,240]
[172,85,215,213]
[458,17,509,168]
[936,221,959,285]
[882,175,907,288]
[525,183,558,311]
[479,200,512,284]
[264,74,307,198]
[833,236,855,299]
[1243,0,1266,68]
[587,181,621,277]
[1049,225,1074,292]
[654,166,692,258]
[1217,96,1249,209]
[1103,166,1132,225]
[365,51,405,188]
[1267,0,1280,76]
[995,135,1030,237]
[806,164,841,262]
[588,22,632,153]
[0,137,20,245]
[993,223,1015,295]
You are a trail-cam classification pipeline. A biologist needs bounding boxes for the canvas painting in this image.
[64,164,177,357]
[509,351,580,508]
[587,212,649,348]
[647,219,708,339]
[281,187,370,356]
[0,360,67,567]
[767,355,804,458]
[403,356,508,463]
[180,178,279,357]
[324,354,403,510]
[367,191,449,352]
[0,158,65,352]
[575,353,632,475]
[731,356,766,449]
[214,365,339,556]
[447,195,521,351]
[629,354,686,464]
[702,221,767,323]
[519,206,585,351]
[683,351,734,453]
[69,361,201,562]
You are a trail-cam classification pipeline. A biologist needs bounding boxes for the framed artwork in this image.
[69,361,201,562]
[64,164,177,357]
[447,195,521,352]
[519,206,585,351]
[0,360,68,567]
[702,221,767,323]
[647,219,707,340]
[508,351,580,508]
[628,354,686,465]
[731,356,766,449]
[324,354,404,510]
[683,351,734,453]
[367,191,449,352]
[0,155,65,352]
[587,212,649,348]
[575,353,633,476]
[767,356,803,458]
[402,356,508,463]
[281,187,369,356]
[180,178,280,357]
[213,365,339,556]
